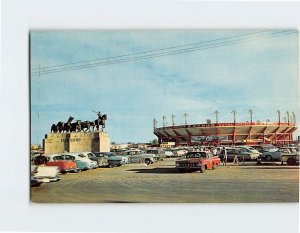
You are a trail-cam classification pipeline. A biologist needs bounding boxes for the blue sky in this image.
[30,30,299,144]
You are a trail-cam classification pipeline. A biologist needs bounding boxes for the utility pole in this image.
[163,115,166,127]
[37,64,41,146]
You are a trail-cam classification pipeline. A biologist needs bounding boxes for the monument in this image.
[44,112,110,154]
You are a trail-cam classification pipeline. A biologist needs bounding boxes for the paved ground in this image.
[31,158,299,203]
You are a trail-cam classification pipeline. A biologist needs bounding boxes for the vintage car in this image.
[175,151,221,173]
[226,147,260,161]
[172,149,188,157]
[235,146,261,158]
[46,154,79,173]
[31,165,42,187]
[280,147,299,165]
[94,152,125,167]
[66,152,98,169]
[31,165,61,184]
[164,150,175,158]
[85,152,109,167]
[60,153,90,171]
[122,149,157,165]
[145,148,165,161]
[258,147,299,165]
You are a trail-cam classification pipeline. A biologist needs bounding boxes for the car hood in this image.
[34,166,60,178]
[176,158,203,163]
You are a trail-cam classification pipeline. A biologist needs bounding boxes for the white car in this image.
[164,150,175,158]
[122,149,157,165]
[66,152,98,169]
[31,165,61,183]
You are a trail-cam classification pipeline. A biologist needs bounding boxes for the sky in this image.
[30,29,299,144]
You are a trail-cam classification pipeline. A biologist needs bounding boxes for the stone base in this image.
[43,131,110,154]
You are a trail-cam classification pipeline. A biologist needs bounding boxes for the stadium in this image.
[154,121,297,146]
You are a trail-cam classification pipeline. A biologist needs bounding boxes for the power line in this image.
[31,30,296,75]
[31,30,297,76]
[31,30,271,71]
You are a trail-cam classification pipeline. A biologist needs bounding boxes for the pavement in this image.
[31,158,299,203]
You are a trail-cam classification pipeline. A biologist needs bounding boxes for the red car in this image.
[46,154,78,173]
[175,151,221,173]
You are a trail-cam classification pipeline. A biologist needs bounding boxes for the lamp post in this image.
[214,110,219,123]
[276,110,281,124]
[286,111,290,124]
[184,113,188,125]
[153,118,157,129]
[231,110,237,124]
[172,114,175,126]
[163,115,166,127]
[292,111,296,123]
[248,109,253,124]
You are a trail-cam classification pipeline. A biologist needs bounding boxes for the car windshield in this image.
[87,153,95,158]
[64,155,75,160]
[185,152,207,158]
[53,156,63,161]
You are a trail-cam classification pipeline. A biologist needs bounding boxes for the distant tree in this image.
[150,139,158,144]
[111,142,116,145]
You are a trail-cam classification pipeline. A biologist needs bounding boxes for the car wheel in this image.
[145,159,151,165]
[212,163,217,170]
[287,158,296,166]
[265,155,272,162]
[200,165,205,173]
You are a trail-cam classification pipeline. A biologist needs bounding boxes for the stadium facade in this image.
[154,122,297,146]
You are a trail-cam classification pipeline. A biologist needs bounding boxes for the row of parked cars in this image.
[30,149,173,186]
[256,146,299,165]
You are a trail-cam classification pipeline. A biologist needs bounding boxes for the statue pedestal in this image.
[43,131,110,154]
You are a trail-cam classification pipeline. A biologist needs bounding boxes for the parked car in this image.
[31,165,61,183]
[258,147,299,165]
[236,146,261,154]
[258,149,282,162]
[226,147,260,161]
[280,147,299,165]
[172,149,188,157]
[31,165,42,187]
[175,151,221,173]
[46,154,79,173]
[164,150,175,158]
[145,148,165,161]
[85,152,108,167]
[60,153,90,171]
[122,149,157,165]
[94,152,125,167]
[66,152,98,169]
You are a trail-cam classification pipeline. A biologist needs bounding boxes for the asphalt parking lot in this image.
[31,158,299,203]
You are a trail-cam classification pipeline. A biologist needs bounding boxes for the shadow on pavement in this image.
[127,167,181,174]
